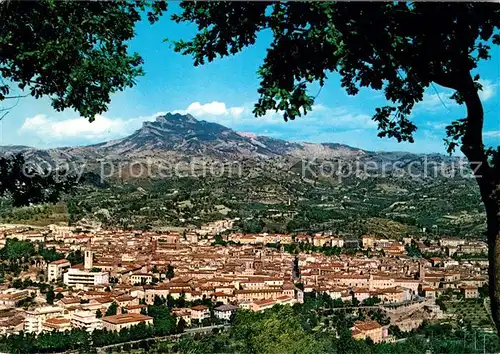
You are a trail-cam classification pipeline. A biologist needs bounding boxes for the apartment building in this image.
[63,250,109,287]
[190,305,210,321]
[42,317,72,332]
[71,311,103,332]
[48,259,71,282]
[130,273,153,285]
[171,308,192,326]
[460,285,479,299]
[251,298,276,312]
[214,304,238,321]
[24,306,65,334]
[0,289,30,307]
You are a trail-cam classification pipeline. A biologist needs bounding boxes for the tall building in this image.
[84,250,93,270]
[71,311,103,332]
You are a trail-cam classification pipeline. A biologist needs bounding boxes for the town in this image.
[0,219,491,349]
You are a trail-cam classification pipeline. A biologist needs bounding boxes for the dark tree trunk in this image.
[458,73,500,334]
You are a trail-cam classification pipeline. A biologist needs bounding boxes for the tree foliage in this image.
[165,264,175,280]
[0,0,166,119]
[38,244,64,263]
[66,249,84,266]
[105,301,118,317]
[45,288,55,305]
[229,306,325,354]
[172,3,498,149]
[0,238,35,262]
[0,154,76,207]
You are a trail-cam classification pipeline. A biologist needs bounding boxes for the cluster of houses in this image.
[0,223,489,342]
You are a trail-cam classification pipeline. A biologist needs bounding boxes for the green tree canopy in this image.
[0,154,76,207]
[0,238,35,262]
[66,250,84,266]
[0,0,166,119]
[231,306,324,353]
[45,288,55,305]
[165,264,175,280]
[105,301,118,317]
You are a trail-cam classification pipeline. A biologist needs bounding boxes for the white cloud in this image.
[484,130,500,138]
[310,107,376,129]
[173,101,245,118]
[246,105,375,129]
[419,90,455,111]
[19,114,127,141]
[17,101,248,143]
[478,79,496,101]
[229,107,245,118]
[425,121,449,130]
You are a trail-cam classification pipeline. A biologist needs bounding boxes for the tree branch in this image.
[2,93,29,99]
[0,111,8,121]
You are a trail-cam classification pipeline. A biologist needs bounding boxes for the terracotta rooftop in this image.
[191,305,209,311]
[102,313,152,325]
[354,320,382,331]
[50,259,71,265]
[253,298,275,306]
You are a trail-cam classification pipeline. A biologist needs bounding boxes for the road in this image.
[319,299,428,313]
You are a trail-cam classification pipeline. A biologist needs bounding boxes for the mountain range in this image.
[1,113,465,178]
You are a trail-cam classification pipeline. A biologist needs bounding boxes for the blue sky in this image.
[4,6,500,154]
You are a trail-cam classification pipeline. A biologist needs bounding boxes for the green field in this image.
[444,299,494,331]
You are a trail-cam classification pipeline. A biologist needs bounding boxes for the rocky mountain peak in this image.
[155,112,197,125]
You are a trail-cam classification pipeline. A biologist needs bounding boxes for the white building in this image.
[439,238,466,248]
[130,273,153,285]
[190,305,210,321]
[331,238,345,248]
[42,317,72,332]
[71,311,103,332]
[63,268,109,287]
[214,304,238,321]
[48,224,73,240]
[48,259,71,282]
[24,306,64,334]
